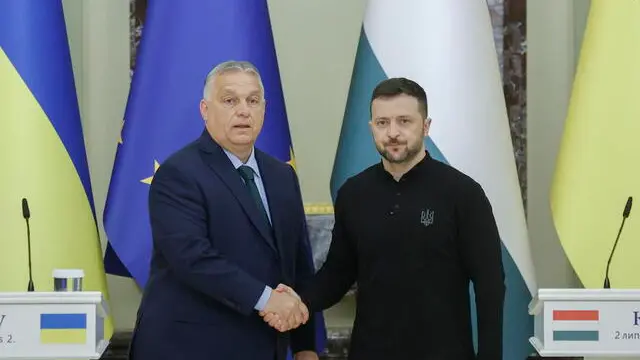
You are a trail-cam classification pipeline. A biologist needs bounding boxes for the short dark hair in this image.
[370,77,428,118]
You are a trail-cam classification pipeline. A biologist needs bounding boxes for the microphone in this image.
[603,196,632,289]
[22,198,34,292]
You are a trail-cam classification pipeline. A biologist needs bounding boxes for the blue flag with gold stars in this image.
[102,0,326,356]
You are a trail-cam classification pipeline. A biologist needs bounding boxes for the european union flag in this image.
[102,0,326,356]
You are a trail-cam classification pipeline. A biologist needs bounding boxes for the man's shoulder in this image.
[431,158,475,181]
[335,163,381,197]
[255,148,295,173]
[349,162,380,183]
[337,158,482,190]
[154,139,201,177]
[428,159,485,196]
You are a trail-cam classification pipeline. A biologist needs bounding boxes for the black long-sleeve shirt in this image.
[301,152,505,360]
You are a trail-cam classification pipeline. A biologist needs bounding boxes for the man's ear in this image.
[199,99,208,121]
[423,117,432,136]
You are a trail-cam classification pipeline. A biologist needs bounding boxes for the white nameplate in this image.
[530,289,640,357]
[0,292,108,359]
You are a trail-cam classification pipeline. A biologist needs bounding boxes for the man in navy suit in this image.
[128,60,319,360]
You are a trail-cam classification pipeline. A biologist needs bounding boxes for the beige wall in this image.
[270,1,367,204]
[527,0,583,290]
[62,1,625,359]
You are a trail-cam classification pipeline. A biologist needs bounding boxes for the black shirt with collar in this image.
[301,151,505,360]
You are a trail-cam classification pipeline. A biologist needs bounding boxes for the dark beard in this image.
[377,141,422,164]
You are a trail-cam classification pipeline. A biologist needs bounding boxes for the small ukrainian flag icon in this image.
[40,313,87,344]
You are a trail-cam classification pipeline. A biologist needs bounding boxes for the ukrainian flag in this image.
[102,0,326,355]
[40,313,87,344]
[551,0,640,288]
[0,0,113,338]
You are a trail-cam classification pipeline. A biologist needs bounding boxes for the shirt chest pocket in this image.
[410,209,457,257]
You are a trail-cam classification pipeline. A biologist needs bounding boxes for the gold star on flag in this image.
[141,160,160,184]
[118,120,125,144]
[286,147,296,171]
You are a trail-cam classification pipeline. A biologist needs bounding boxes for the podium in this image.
[529,288,640,358]
[0,291,109,359]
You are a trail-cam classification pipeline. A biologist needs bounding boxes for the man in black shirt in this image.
[263,77,505,360]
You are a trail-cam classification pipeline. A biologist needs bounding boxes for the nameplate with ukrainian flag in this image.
[40,313,87,344]
[529,288,640,357]
[0,291,108,359]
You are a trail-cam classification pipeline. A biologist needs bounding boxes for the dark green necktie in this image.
[237,165,270,226]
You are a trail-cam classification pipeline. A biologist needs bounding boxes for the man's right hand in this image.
[261,286,309,332]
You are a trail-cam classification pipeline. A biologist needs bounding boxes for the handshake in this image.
[259,284,309,332]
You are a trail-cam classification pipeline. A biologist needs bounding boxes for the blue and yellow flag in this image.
[102,0,326,354]
[40,313,87,344]
[551,0,640,288]
[0,0,112,338]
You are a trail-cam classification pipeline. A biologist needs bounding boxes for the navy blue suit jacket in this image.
[129,131,316,360]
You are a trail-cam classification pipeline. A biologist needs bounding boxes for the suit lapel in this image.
[197,132,277,254]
